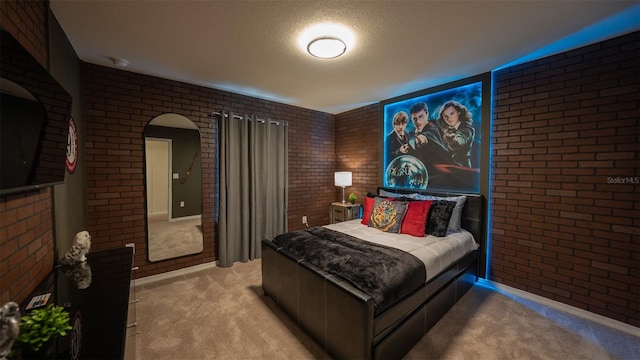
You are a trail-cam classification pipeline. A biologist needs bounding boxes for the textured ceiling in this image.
[50,1,639,114]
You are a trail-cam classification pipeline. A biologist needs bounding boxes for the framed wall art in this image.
[381,73,490,194]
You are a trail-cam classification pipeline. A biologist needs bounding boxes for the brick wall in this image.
[0,0,53,305]
[0,0,48,68]
[82,63,335,278]
[491,32,640,326]
[0,190,55,305]
[288,107,336,227]
[335,104,381,202]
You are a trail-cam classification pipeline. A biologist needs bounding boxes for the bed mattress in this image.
[324,219,478,281]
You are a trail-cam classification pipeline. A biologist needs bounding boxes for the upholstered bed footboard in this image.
[262,239,375,359]
[262,239,478,359]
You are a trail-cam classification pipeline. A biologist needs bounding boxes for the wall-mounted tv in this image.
[380,74,490,194]
[0,30,72,196]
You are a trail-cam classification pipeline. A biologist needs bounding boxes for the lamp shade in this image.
[334,171,352,187]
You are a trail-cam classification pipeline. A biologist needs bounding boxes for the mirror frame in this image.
[143,113,203,262]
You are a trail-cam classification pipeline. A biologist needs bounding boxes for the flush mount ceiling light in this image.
[307,37,347,59]
[298,22,355,60]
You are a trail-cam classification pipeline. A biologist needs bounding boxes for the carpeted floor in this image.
[125,260,639,360]
[147,217,203,261]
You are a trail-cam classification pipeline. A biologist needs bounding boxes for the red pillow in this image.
[400,200,433,237]
[361,196,376,225]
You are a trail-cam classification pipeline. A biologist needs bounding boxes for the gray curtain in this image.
[218,111,288,267]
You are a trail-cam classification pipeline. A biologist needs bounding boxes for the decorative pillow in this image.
[368,198,408,233]
[413,194,466,231]
[360,196,376,226]
[400,200,433,237]
[362,194,406,225]
[425,201,456,237]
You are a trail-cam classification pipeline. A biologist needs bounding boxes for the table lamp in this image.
[334,171,352,204]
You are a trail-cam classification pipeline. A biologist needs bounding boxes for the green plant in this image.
[14,304,72,352]
[349,193,357,203]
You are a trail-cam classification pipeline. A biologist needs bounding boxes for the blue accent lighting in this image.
[484,4,639,280]
[497,4,640,70]
[485,71,499,279]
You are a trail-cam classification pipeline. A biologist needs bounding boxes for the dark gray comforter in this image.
[272,226,426,314]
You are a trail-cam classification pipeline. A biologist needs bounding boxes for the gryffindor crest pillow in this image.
[368,197,408,233]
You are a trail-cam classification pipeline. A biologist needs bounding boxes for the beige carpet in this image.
[147,218,203,261]
[125,260,639,360]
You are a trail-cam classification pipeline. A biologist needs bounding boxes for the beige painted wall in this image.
[50,10,87,256]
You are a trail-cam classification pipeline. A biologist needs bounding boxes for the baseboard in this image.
[134,261,218,286]
[476,279,639,337]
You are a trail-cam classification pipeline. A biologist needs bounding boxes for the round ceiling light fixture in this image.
[307,37,347,59]
[298,22,355,60]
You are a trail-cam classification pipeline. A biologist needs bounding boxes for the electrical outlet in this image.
[125,242,135,254]
[302,215,308,224]
[180,201,185,207]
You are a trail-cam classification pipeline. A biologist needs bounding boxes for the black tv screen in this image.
[0,90,47,190]
[0,30,72,196]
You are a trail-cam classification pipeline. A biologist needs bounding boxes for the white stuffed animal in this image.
[60,231,91,265]
[62,262,92,289]
[0,302,20,360]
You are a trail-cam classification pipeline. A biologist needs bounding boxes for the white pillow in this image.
[412,194,467,232]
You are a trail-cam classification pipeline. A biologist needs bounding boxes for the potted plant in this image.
[349,193,357,204]
[14,304,72,358]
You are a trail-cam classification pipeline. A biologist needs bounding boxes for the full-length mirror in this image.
[144,113,203,262]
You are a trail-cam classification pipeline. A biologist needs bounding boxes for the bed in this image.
[262,187,485,359]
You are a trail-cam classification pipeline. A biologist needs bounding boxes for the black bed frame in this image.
[262,188,485,359]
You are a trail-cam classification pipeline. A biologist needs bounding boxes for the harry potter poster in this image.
[382,79,484,193]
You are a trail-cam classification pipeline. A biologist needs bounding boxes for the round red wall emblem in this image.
[66,117,78,173]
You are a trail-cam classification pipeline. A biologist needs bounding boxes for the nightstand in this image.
[330,202,362,223]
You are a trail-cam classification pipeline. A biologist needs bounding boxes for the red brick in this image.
[491,31,639,326]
